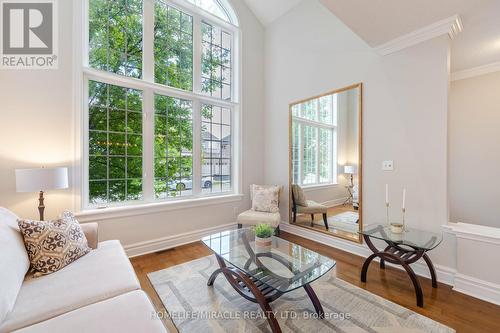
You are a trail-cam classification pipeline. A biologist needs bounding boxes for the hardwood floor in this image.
[131,231,500,333]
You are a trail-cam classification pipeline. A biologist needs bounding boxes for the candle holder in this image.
[388,209,406,234]
[402,208,406,231]
[386,203,390,227]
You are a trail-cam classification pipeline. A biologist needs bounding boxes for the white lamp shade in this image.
[343,165,357,174]
[16,167,69,193]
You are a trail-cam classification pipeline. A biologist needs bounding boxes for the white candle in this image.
[385,184,389,205]
[402,188,406,210]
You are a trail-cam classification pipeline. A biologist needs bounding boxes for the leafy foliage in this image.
[154,3,193,90]
[87,0,232,204]
[154,95,193,198]
[254,224,274,239]
[88,81,143,203]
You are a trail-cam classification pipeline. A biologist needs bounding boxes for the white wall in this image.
[0,0,265,251]
[264,0,455,269]
[0,0,74,219]
[449,71,500,228]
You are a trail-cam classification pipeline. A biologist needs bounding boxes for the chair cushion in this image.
[296,200,328,214]
[0,240,141,333]
[252,185,280,213]
[17,211,91,277]
[12,290,168,333]
[291,185,307,206]
[237,209,281,227]
[0,208,30,325]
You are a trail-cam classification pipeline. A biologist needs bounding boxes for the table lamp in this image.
[343,165,357,187]
[15,167,69,220]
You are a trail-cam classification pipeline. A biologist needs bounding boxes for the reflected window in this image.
[292,94,338,186]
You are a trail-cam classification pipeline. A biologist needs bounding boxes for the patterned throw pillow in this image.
[17,211,91,277]
[252,185,280,213]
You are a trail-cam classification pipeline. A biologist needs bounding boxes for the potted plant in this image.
[254,223,274,252]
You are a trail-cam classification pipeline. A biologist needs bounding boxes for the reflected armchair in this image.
[291,184,329,230]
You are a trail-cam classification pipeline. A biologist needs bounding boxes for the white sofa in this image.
[0,207,168,333]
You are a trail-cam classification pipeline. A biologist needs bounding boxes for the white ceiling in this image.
[450,0,500,72]
[244,0,500,72]
[318,0,487,47]
[318,0,500,72]
[243,0,301,26]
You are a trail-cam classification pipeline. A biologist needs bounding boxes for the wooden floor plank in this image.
[131,231,500,333]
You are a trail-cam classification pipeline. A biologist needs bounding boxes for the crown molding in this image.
[375,15,463,56]
[451,61,500,81]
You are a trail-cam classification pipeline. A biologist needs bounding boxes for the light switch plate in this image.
[382,160,394,171]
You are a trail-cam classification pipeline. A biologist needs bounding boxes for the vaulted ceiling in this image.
[318,0,485,47]
[243,0,301,26]
[243,0,500,72]
[450,0,500,72]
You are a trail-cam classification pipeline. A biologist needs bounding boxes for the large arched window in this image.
[83,0,240,208]
[185,0,238,24]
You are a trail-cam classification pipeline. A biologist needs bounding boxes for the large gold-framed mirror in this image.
[289,83,362,243]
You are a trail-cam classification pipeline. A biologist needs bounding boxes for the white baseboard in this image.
[453,274,500,306]
[279,222,456,286]
[322,197,349,208]
[124,222,237,258]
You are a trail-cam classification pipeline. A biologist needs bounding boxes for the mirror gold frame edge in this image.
[288,82,363,244]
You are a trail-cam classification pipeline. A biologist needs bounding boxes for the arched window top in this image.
[185,0,239,25]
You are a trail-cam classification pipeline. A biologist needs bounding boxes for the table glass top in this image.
[360,224,443,250]
[202,229,336,293]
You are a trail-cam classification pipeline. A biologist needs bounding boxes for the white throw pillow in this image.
[0,207,30,323]
[252,185,280,213]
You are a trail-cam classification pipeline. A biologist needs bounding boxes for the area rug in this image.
[313,211,359,232]
[148,255,454,333]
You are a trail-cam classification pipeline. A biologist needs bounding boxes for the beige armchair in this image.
[291,184,329,230]
[237,185,282,232]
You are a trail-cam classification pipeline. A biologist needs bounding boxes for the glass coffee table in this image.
[359,224,443,307]
[202,229,336,333]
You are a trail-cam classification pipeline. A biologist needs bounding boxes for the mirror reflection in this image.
[289,83,362,242]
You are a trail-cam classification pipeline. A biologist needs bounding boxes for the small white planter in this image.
[255,236,272,252]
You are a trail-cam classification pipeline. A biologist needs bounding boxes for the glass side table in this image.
[202,228,336,333]
[359,224,443,307]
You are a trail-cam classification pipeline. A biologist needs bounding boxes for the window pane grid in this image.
[319,128,333,183]
[292,94,337,187]
[292,121,300,185]
[154,3,194,91]
[302,125,317,185]
[89,0,143,78]
[201,22,232,100]
[87,0,238,207]
[88,81,143,204]
[202,104,231,193]
[154,95,193,199]
[185,0,232,23]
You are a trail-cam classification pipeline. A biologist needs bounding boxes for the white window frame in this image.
[73,0,242,211]
[292,97,338,188]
